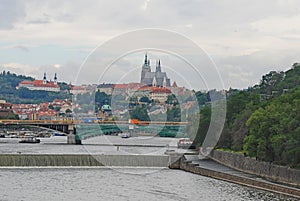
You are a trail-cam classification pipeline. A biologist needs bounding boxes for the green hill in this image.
[0,71,71,104]
[193,63,300,169]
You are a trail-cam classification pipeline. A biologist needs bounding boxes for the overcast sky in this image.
[1,0,300,90]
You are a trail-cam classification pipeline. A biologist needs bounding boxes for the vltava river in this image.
[0,167,296,201]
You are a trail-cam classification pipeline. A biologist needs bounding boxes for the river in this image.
[0,167,296,201]
[0,136,297,200]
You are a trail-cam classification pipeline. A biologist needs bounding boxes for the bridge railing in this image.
[0,119,190,125]
[0,119,75,124]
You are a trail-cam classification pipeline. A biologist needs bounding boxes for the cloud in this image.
[1,63,39,76]
[0,0,300,89]
[141,0,151,11]
[12,45,30,52]
[0,0,26,29]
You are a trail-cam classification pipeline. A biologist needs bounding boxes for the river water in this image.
[0,167,296,201]
[0,136,297,200]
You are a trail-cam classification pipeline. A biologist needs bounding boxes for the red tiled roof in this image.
[137,86,171,93]
[151,87,171,94]
[114,83,145,89]
[113,84,128,89]
[19,80,59,88]
[71,86,86,90]
[19,81,33,85]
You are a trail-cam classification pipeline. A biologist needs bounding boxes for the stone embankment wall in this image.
[169,155,300,199]
[210,150,300,188]
[0,154,169,167]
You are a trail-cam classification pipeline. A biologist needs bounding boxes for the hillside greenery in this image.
[0,71,71,104]
[193,63,300,168]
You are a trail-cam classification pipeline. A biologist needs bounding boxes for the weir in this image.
[0,154,170,167]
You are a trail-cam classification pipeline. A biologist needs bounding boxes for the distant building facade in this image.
[140,54,171,87]
[97,83,114,95]
[0,100,15,118]
[17,73,60,92]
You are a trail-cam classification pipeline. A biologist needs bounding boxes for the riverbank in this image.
[169,154,300,199]
[210,149,300,188]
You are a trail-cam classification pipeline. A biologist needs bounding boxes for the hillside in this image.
[193,63,300,169]
[0,71,71,104]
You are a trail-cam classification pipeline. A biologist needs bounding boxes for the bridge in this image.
[0,119,80,144]
[0,120,189,144]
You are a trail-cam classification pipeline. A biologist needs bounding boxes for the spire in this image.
[156,59,161,72]
[43,73,47,84]
[163,76,167,87]
[144,53,148,65]
[54,73,57,84]
[152,76,157,87]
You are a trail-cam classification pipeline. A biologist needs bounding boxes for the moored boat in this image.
[19,134,40,143]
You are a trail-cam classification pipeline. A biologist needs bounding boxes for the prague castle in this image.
[140,54,171,87]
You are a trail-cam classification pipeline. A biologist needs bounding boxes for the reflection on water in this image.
[0,168,296,201]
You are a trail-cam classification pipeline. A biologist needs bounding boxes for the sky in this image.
[1,0,300,90]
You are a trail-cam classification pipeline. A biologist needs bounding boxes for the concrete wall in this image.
[173,157,300,199]
[210,150,300,187]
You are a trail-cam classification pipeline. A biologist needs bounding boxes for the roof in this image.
[71,86,86,90]
[137,86,171,93]
[19,80,59,88]
[151,87,171,94]
[101,104,111,111]
[113,83,145,89]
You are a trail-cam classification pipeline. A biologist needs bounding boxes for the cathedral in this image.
[140,53,171,87]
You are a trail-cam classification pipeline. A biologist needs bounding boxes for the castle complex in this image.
[140,54,171,87]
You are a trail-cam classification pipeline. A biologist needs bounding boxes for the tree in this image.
[166,106,181,122]
[166,94,178,105]
[129,105,150,121]
[139,96,150,103]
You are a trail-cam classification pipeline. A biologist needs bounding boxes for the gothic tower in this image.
[140,53,151,84]
[43,73,47,84]
[155,60,161,73]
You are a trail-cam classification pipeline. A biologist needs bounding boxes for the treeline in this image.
[0,71,71,103]
[193,63,300,169]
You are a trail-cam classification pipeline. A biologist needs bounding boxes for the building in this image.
[113,83,145,96]
[97,83,114,95]
[0,100,15,118]
[17,73,60,92]
[132,86,171,103]
[140,54,171,87]
[12,104,38,120]
[70,85,86,95]
[149,87,172,103]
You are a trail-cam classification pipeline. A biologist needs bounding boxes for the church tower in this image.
[54,73,57,84]
[43,73,47,84]
[140,53,151,84]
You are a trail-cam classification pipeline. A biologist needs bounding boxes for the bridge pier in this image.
[67,125,81,145]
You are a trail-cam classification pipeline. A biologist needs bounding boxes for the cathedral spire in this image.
[144,53,148,65]
[156,59,161,72]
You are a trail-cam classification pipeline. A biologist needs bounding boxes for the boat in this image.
[121,133,130,138]
[177,138,196,149]
[19,134,40,143]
